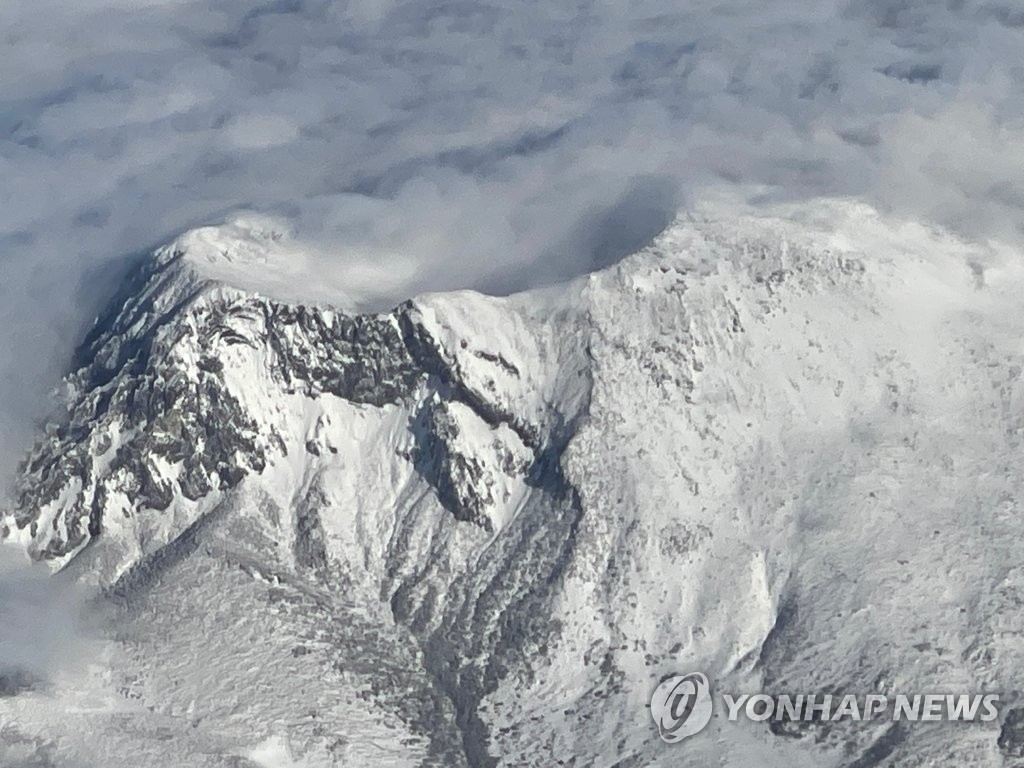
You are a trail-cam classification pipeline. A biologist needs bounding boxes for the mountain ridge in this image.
[4,199,1024,767]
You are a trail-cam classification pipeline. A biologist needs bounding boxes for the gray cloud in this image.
[2,0,1023,475]
[0,545,84,688]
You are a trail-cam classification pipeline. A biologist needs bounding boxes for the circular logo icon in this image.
[650,672,713,743]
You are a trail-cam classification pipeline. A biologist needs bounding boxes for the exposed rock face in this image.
[5,202,1024,767]
[16,253,268,561]
[11,247,540,566]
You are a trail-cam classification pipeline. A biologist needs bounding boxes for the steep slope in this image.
[4,201,1024,767]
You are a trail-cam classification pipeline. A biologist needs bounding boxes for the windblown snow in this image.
[3,199,1024,767]
[168,214,423,312]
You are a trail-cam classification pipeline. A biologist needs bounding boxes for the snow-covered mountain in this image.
[4,200,1024,767]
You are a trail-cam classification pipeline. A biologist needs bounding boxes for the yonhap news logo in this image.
[650,673,1000,744]
[649,673,714,742]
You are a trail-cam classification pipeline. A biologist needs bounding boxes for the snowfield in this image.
[4,199,1024,766]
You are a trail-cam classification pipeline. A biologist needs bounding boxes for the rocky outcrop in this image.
[5,202,1023,767]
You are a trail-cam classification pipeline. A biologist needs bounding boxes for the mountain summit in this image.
[4,201,1024,767]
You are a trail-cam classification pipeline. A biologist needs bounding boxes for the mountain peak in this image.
[8,200,1024,765]
[161,214,377,311]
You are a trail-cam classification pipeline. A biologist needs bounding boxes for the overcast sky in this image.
[2,0,1023,475]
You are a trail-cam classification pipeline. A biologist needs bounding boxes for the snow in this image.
[166,214,421,312]
[5,198,1024,766]
[246,735,312,768]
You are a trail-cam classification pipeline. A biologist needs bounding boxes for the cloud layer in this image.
[2,0,1023,473]
[0,545,84,686]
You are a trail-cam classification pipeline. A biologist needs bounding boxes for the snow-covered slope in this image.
[4,200,1024,767]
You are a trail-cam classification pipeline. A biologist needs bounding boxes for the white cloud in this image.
[224,113,301,149]
[0,0,1022,476]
